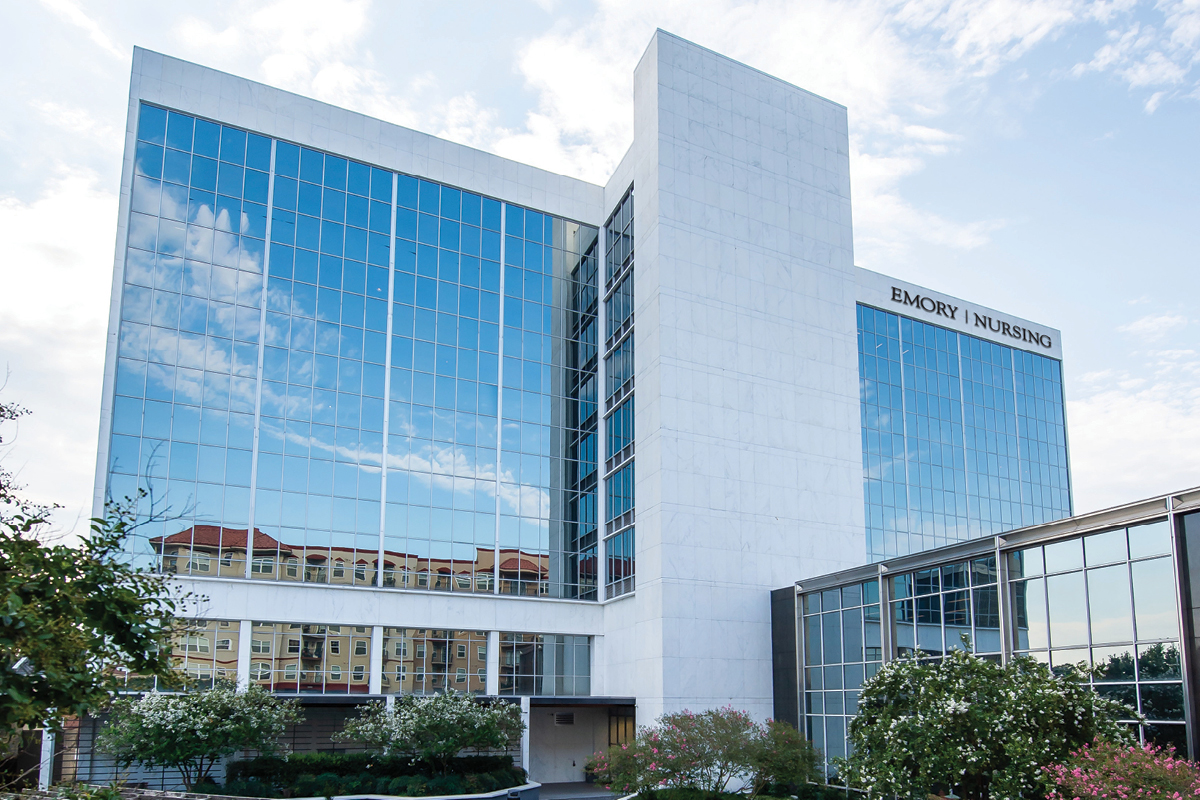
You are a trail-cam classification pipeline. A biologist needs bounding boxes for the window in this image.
[287,638,300,654]
[250,662,270,680]
[396,641,406,657]
[456,668,466,684]
[355,626,367,633]
[330,665,342,681]
[352,664,365,681]
[251,638,270,654]
[397,665,406,682]
[329,640,341,655]
[333,559,345,578]
[417,573,428,587]
[354,639,368,656]
[252,556,274,574]
[457,644,467,659]
[477,669,486,682]
[183,635,210,653]
[284,558,299,577]
[187,553,211,572]
[215,638,232,650]
[478,646,487,660]
[355,563,367,581]
[416,644,426,659]
[220,551,233,567]
[284,664,297,680]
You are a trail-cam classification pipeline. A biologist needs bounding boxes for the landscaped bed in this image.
[210,753,526,798]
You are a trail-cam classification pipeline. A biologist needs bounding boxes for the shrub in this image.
[587,708,818,796]
[1044,739,1200,798]
[95,682,302,791]
[839,649,1139,800]
[225,751,516,783]
[334,691,524,776]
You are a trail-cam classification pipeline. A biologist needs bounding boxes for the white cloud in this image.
[0,168,118,535]
[1069,351,1200,512]
[1117,311,1188,341]
[37,0,125,60]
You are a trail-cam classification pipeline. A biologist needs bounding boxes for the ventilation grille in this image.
[554,712,575,726]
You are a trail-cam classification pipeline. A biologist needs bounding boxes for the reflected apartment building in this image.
[79,29,1083,786]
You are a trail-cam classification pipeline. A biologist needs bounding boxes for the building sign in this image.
[890,287,1053,350]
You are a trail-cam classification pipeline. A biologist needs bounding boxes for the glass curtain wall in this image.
[107,102,600,601]
[1010,520,1184,750]
[381,628,488,695]
[498,633,591,696]
[111,105,269,577]
[798,517,1186,771]
[857,304,1070,561]
[603,189,635,597]
[248,622,372,694]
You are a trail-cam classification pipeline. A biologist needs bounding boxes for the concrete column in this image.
[38,727,55,789]
[236,619,252,690]
[486,631,500,695]
[369,626,384,695]
[590,633,603,696]
[519,696,531,777]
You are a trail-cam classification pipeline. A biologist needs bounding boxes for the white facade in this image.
[94,29,1065,781]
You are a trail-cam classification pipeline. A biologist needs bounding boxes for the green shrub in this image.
[425,774,466,795]
[226,751,516,783]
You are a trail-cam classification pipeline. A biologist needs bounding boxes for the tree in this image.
[335,691,525,775]
[586,707,818,796]
[0,396,188,731]
[0,493,187,731]
[839,648,1139,800]
[95,682,302,790]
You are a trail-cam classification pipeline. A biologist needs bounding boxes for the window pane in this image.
[1087,564,1133,644]
[1128,520,1171,559]
[1093,645,1135,682]
[1084,529,1128,566]
[1013,578,1047,651]
[1132,558,1179,640]
[1137,642,1182,680]
[1046,571,1087,648]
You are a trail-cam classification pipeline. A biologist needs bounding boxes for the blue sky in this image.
[1,0,1198,535]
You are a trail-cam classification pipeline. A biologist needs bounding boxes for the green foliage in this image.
[587,708,818,796]
[95,682,302,790]
[839,649,1139,800]
[50,784,126,800]
[1044,738,1200,798]
[221,751,523,797]
[225,751,516,784]
[334,692,524,775]
[0,489,188,731]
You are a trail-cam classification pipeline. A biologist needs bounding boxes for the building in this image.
[86,29,1070,785]
[772,487,1200,767]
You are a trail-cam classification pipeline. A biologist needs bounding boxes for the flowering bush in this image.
[95,682,302,790]
[1045,739,1200,798]
[586,707,818,796]
[334,691,524,776]
[838,649,1138,800]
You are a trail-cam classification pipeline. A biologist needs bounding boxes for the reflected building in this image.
[81,30,1083,788]
[773,488,1200,768]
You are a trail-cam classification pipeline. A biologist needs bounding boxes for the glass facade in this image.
[381,628,488,695]
[106,102,601,601]
[603,189,635,597]
[857,304,1070,561]
[499,633,592,696]
[248,622,373,694]
[795,515,1188,772]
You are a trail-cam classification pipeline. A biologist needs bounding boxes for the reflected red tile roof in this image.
[498,557,545,573]
[150,525,288,554]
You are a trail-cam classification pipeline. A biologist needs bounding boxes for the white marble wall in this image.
[606,31,866,721]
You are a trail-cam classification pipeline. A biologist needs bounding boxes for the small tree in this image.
[586,707,818,796]
[1045,739,1200,799]
[335,691,524,775]
[839,649,1138,800]
[96,682,302,790]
